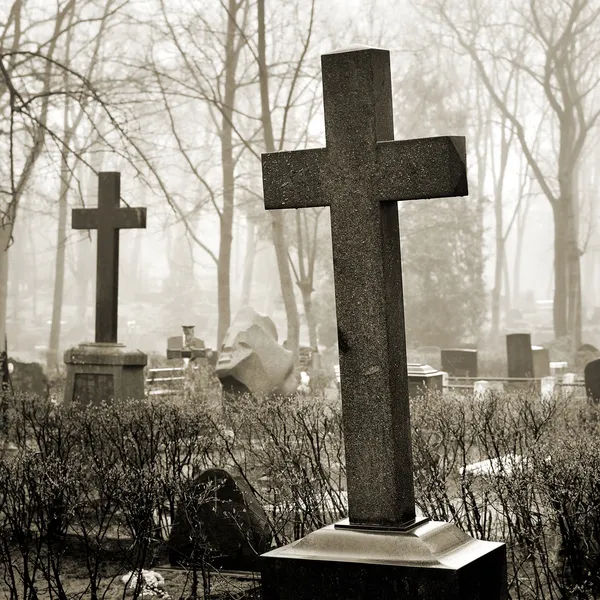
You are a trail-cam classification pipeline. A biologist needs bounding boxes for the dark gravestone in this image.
[441,348,478,377]
[63,173,147,405]
[168,468,271,570]
[506,333,534,378]
[7,358,49,399]
[261,46,506,600]
[585,359,600,402]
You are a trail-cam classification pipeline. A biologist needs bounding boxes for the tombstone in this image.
[562,372,577,397]
[260,47,506,600]
[441,348,478,377]
[7,358,49,399]
[584,359,600,402]
[407,363,443,397]
[506,333,534,379]
[541,376,557,401]
[166,325,206,363]
[532,346,550,378]
[215,306,297,397]
[167,468,272,570]
[550,361,569,376]
[63,173,147,405]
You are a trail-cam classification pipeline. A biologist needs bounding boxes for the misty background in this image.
[2,0,599,370]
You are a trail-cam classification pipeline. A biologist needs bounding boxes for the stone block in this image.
[261,520,507,599]
[63,342,147,405]
[441,348,478,377]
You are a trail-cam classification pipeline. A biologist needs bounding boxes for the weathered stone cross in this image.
[262,47,467,528]
[72,172,147,344]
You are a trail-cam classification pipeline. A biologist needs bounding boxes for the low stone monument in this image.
[63,173,147,405]
[261,46,506,600]
[441,347,478,377]
[168,468,271,571]
[166,325,207,363]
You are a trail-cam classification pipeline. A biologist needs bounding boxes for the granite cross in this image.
[261,47,467,528]
[72,172,147,344]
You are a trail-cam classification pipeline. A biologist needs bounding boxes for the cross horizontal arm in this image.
[114,207,147,228]
[375,136,467,201]
[72,208,99,230]
[262,148,326,210]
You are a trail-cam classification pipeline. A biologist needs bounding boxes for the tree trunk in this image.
[299,283,318,349]
[240,215,255,307]
[257,0,299,355]
[0,228,11,355]
[48,159,71,371]
[553,201,569,339]
[215,0,239,348]
[491,202,504,336]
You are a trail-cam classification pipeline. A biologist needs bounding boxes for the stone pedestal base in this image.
[64,343,147,405]
[261,519,507,599]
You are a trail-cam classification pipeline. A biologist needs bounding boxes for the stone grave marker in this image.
[166,325,206,363]
[167,468,271,571]
[441,347,478,377]
[585,359,600,402]
[506,333,534,378]
[541,376,557,401]
[7,358,49,399]
[260,45,506,600]
[562,372,578,397]
[532,345,550,378]
[63,173,147,405]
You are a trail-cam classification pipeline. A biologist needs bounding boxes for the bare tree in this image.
[418,0,600,348]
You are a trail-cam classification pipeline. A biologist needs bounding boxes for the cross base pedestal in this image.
[261,519,507,600]
[63,343,147,406]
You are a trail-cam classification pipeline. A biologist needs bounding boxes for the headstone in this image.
[562,372,577,397]
[550,361,569,376]
[407,363,443,397]
[63,173,147,405]
[541,376,556,401]
[532,346,550,378]
[584,359,600,402]
[260,46,506,600]
[215,306,297,397]
[166,325,206,362]
[441,348,478,377]
[168,468,272,570]
[7,358,49,399]
[506,333,534,378]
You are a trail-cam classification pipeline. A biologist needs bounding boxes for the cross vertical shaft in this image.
[261,47,468,528]
[72,172,147,344]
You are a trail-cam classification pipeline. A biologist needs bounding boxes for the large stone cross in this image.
[72,172,146,344]
[262,47,467,528]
